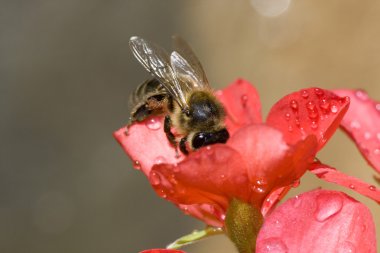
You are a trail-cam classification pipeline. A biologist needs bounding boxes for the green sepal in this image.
[225,199,263,253]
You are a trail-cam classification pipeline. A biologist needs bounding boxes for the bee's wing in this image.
[171,35,210,89]
[129,36,189,110]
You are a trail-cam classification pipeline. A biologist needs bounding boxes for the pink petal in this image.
[140,249,186,253]
[149,144,250,213]
[333,89,380,173]
[216,79,262,136]
[228,125,317,204]
[310,163,380,203]
[267,88,349,150]
[257,189,377,253]
[113,117,184,176]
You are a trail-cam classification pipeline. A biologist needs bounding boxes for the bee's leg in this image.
[179,137,189,155]
[164,115,177,147]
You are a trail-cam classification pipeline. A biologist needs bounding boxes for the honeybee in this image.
[128,36,229,155]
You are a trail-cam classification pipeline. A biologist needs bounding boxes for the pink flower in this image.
[114,79,379,252]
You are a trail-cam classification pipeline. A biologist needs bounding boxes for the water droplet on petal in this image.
[220,174,226,179]
[314,88,324,97]
[363,132,372,140]
[290,100,298,111]
[315,193,343,222]
[145,117,161,130]
[338,241,356,253]
[350,120,361,129]
[292,179,300,187]
[284,112,291,121]
[374,149,380,155]
[355,90,368,101]
[375,103,380,112]
[369,185,376,191]
[292,195,301,208]
[150,172,161,186]
[330,104,338,114]
[310,121,318,130]
[301,90,309,98]
[133,160,141,170]
[241,94,248,107]
[154,156,167,165]
[288,125,293,132]
[349,184,355,189]
[258,237,288,253]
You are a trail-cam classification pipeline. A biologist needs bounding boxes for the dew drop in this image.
[133,160,141,170]
[145,117,161,130]
[150,172,161,186]
[252,185,266,194]
[350,120,361,129]
[369,185,376,191]
[241,94,248,107]
[257,237,288,253]
[292,195,301,208]
[349,184,355,190]
[375,103,380,112]
[288,125,293,132]
[315,193,343,222]
[220,174,226,179]
[338,241,356,253]
[374,149,380,155]
[355,89,368,101]
[290,100,298,111]
[154,156,167,165]
[330,104,338,114]
[284,112,291,121]
[363,132,372,140]
[314,88,324,97]
[319,98,330,112]
[292,179,300,187]
[301,90,309,98]
[310,121,318,130]
[295,118,301,127]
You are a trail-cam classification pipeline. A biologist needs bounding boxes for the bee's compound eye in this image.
[192,133,206,149]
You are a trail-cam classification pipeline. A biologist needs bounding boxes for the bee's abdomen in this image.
[129,79,169,123]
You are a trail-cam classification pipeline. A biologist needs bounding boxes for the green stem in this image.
[166,226,224,249]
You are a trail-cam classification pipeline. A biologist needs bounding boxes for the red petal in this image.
[178,204,224,227]
[257,189,377,253]
[310,163,380,203]
[260,186,292,217]
[140,250,186,253]
[113,117,184,176]
[216,79,262,136]
[149,144,250,224]
[267,88,349,150]
[333,89,380,173]
[228,125,317,205]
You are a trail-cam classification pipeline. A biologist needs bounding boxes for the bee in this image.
[128,36,229,155]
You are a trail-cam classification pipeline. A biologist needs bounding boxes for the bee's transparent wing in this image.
[129,36,188,109]
[171,35,210,89]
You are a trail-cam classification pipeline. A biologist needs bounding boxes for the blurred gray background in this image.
[1,0,379,252]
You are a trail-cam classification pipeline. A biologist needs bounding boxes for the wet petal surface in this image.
[257,189,377,253]
[267,88,349,150]
[310,163,380,203]
[216,79,262,136]
[149,144,250,225]
[229,125,317,205]
[113,119,183,176]
[334,89,380,173]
